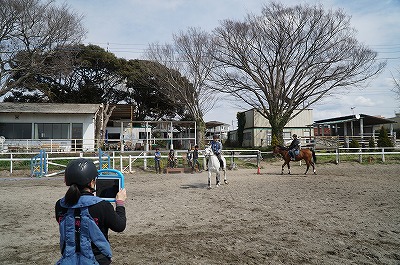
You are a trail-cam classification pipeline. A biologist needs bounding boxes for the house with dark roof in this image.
[0,102,101,151]
[0,103,198,152]
[313,114,396,147]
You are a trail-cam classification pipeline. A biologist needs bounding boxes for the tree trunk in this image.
[95,104,116,149]
[269,115,286,145]
[196,119,206,149]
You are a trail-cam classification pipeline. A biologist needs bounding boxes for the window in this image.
[0,123,32,139]
[283,132,291,141]
[139,131,150,140]
[34,123,69,139]
[243,132,252,140]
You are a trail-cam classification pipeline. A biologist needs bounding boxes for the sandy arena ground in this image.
[0,161,399,265]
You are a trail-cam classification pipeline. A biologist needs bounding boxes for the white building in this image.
[229,108,314,148]
[205,121,230,140]
[0,103,198,152]
[0,102,100,151]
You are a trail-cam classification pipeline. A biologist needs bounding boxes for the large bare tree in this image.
[145,27,217,147]
[210,2,386,143]
[0,0,86,97]
[393,68,400,102]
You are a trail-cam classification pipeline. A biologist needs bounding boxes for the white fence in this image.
[314,147,400,164]
[1,147,399,175]
[0,149,260,175]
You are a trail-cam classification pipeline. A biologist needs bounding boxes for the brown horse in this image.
[273,145,316,175]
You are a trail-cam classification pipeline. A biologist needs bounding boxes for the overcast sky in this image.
[55,0,400,128]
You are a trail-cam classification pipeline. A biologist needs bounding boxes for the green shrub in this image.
[270,135,280,147]
[349,139,360,148]
[377,126,393,147]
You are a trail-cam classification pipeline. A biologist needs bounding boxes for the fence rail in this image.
[0,149,260,175]
[1,147,399,176]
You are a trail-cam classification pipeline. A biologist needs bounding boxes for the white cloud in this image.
[354,96,376,107]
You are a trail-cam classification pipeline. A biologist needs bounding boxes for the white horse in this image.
[204,146,227,189]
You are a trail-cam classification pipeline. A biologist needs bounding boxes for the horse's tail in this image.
[311,149,316,163]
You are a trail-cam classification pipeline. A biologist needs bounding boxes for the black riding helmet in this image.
[64,158,98,186]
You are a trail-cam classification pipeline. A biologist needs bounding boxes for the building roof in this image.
[0,102,100,114]
[205,120,229,129]
[314,114,396,126]
[109,104,135,120]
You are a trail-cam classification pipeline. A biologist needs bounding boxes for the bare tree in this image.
[0,0,86,97]
[146,27,217,147]
[210,2,386,143]
[393,68,400,102]
[95,103,116,148]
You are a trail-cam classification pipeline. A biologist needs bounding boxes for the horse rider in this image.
[210,134,224,168]
[288,134,300,160]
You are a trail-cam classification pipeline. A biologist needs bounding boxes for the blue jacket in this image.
[154,151,161,161]
[210,140,222,155]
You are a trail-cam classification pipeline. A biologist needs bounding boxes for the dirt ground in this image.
[0,161,399,265]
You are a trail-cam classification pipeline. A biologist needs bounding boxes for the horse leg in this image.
[281,162,285,174]
[304,160,310,174]
[311,162,316,174]
[207,171,212,189]
[287,162,291,175]
[223,169,228,184]
[216,171,221,187]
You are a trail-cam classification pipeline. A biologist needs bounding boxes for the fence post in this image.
[10,153,13,174]
[112,151,116,168]
[381,148,385,163]
[336,148,339,164]
[143,151,147,170]
[129,155,132,173]
[358,148,362,163]
[230,151,236,170]
[120,154,123,172]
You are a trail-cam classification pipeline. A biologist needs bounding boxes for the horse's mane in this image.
[275,145,288,151]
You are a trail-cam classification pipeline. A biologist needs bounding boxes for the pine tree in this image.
[377,126,393,147]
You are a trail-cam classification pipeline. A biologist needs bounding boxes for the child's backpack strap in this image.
[56,196,112,265]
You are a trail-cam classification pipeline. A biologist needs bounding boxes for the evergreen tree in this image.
[377,126,393,147]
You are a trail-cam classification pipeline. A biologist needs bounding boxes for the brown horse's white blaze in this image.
[273,145,316,175]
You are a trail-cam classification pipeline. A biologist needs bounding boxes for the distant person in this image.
[187,148,193,168]
[154,148,162,174]
[168,149,175,168]
[288,134,300,160]
[55,158,127,265]
[192,145,201,173]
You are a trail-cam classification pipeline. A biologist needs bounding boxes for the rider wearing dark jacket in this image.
[210,134,224,168]
[55,158,127,265]
[289,134,300,160]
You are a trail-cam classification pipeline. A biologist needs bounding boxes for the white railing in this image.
[1,146,398,175]
[314,147,400,164]
[0,149,260,175]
